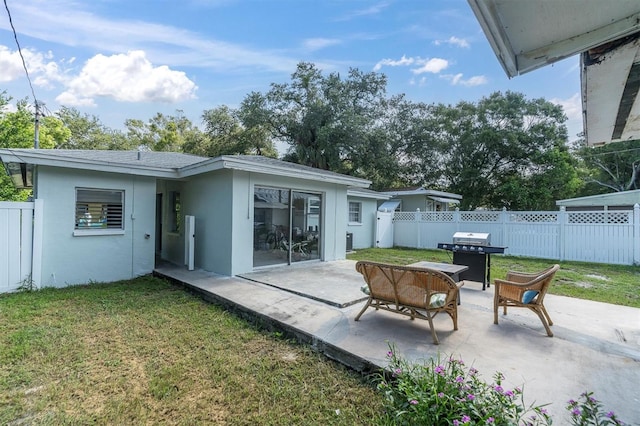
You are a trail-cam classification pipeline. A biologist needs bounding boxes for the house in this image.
[378,187,462,212]
[556,190,640,211]
[346,187,390,250]
[0,149,371,287]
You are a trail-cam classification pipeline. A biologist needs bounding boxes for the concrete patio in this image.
[154,260,640,423]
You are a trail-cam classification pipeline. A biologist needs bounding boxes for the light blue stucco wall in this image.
[160,169,348,276]
[229,170,347,275]
[347,196,378,249]
[37,166,156,287]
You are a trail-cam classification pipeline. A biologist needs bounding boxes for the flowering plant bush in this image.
[567,392,625,425]
[376,345,551,425]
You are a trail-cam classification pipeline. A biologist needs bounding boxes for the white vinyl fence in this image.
[392,204,640,265]
[0,200,43,293]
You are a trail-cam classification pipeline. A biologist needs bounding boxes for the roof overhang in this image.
[582,35,640,146]
[468,0,640,146]
[467,0,640,78]
[347,188,390,200]
[0,149,182,178]
[428,196,460,204]
[556,189,640,207]
[179,155,372,188]
[381,187,462,200]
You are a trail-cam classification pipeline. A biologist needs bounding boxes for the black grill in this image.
[437,236,506,290]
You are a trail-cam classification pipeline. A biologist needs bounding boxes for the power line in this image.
[3,0,37,102]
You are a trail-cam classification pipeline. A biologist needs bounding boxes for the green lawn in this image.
[347,247,640,308]
[0,277,383,425]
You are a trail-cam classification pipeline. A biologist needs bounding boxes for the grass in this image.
[346,247,640,308]
[1,250,638,424]
[0,276,383,425]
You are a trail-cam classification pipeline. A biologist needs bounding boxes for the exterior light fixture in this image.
[4,162,33,189]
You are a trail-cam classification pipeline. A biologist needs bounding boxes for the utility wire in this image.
[3,0,38,102]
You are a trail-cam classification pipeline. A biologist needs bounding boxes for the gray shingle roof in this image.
[27,149,208,169]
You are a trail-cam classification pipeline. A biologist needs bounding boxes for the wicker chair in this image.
[493,264,560,337]
[355,261,463,345]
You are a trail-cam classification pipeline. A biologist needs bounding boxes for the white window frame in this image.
[73,188,125,236]
[348,201,362,225]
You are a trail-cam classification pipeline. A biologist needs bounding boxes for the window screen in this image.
[75,188,124,230]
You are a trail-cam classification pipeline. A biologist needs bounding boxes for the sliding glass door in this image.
[253,186,322,268]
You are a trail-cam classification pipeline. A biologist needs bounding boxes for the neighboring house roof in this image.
[380,187,462,202]
[556,190,640,208]
[346,187,391,200]
[0,149,371,188]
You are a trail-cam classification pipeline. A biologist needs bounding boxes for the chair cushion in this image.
[429,293,446,308]
[360,285,370,295]
[522,290,538,304]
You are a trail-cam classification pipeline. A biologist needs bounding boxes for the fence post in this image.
[501,207,508,248]
[454,208,460,232]
[32,199,44,288]
[634,204,640,265]
[559,206,566,261]
[415,208,421,248]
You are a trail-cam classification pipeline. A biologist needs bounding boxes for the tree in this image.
[125,111,204,152]
[405,91,579,210]
[55,107,132,150]
[576,139,640,194]
[240,62,393,176]
[0,94,69,201]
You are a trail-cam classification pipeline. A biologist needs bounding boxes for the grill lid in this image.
[452,232,490,246]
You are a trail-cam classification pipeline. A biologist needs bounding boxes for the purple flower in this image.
[540,408,548,415]
[461,415,471,423]
[572,408,581,416]
[568,399,577,405]
[504,390,514,398]
[469,367,478,375]
[394,368,402,375]
[486,418,494,424]
[387,351,393,358]
[409,399,418,405]
[515,387,522,393]
[453,421,460,426]
[494,385,504,393]
[435,365,444,375]
[455,376,464,383]
[437,392,444,398]
[467,394,475,401]
[606,411,615,418]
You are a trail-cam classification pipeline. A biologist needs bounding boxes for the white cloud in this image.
[56,51,197,107]
[373,55,415,71]
[434,36,470,48]
[374,55,449,74]
[0,46,26,82]
[550,92,582,121]
[336,2,389,21]
[550,92,583,140]
[0,45,64,87]
[411,58,449,74]
[442,73,488,87]
[303,38,341,51]
[409,76,427,87]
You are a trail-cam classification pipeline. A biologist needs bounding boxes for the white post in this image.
[416,208,421,248]
[31,199,44,288]
[559,206,567,261]
[634,204,640,265]
[501,207,508,249]
[454,208,461,232]
[184,215,195,271]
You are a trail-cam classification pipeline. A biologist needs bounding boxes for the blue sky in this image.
[1,0,583,142]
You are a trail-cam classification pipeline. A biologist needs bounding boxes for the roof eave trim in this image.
[0,150,179,178]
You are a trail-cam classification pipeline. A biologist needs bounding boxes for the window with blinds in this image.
[75,188,124,230]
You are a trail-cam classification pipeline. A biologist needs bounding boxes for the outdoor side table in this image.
[406,261,469,305]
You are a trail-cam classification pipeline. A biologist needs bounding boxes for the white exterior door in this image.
[376,211,394,248]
